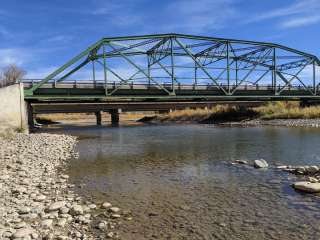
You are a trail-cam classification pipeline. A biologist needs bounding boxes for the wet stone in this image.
[254,159,269,168]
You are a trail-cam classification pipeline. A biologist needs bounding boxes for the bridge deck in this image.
[23,82,320,101]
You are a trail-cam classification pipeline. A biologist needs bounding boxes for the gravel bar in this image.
[0,133,124,240]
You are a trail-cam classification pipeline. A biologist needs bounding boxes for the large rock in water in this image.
[254,159,269,168]
[293,181,320,193]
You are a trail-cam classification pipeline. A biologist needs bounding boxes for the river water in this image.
[43,124,320,240]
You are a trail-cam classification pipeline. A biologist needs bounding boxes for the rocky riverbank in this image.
[142,117,320,128]
[221,118,320,128]
[0,133,125,239]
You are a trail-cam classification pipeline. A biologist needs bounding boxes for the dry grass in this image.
[36,102,320,124]
[36,112,154,123]
[157,105,258,123]
[155,102,320,122]
[158,107,216,122]
[36,113,95,122]
[256,102,320,120]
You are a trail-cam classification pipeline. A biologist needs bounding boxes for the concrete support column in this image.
[158,110,170,114]
[300,99,311,107]
[26,103,35,130]
[109,109,119,126]
[95,111,102,125]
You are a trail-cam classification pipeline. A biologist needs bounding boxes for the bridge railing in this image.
[21,79,315,92]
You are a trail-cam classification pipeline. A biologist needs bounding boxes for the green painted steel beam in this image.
[57,59,90,82]
[24,39,104,95]
[101,33,320,62]
[24,93,320,101]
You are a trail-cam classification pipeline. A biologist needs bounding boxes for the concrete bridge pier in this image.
[109,109,120,126]
[300,99,312,107]
[95,111,102,125]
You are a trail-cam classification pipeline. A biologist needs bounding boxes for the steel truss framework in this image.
[24,33,320,99]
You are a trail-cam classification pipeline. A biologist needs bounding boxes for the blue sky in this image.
[0,0,319,79]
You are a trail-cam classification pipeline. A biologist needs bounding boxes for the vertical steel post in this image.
[170,37,175,94]
[273,48,277,94]
[103,43,108,95]
[194,61,197,85]
[92,60,96,87]
[226,42,230,94]
[313,60,316,95]
[147,55,151,88]
[235,60,238,85]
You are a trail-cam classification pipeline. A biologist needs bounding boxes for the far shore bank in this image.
[139,102,320,128]
[32,101,320,129]
[140,118,320,128]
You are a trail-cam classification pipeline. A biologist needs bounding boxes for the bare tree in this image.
[0,64,26,88]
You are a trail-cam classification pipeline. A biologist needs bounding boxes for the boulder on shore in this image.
[292,181,320,193]
[254,159,269,168]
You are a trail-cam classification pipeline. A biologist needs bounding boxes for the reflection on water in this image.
[43,124,320,239]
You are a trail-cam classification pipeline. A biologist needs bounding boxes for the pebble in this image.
[107,232,114,238]
[70,205,83,216]
[109,207,120,213]
[47,201,66,212]
[57,218,67,227]
[102,202,112,209]
[35,195,46,202]
[98,221,107,230]
[88,204,97,210]
[59,206,69,214]
[12,228,34,238]
[41,219,53,228]
[18,207,31,215]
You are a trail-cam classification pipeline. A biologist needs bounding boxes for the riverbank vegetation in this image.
[154,102,320,123]
[35,102,320,125]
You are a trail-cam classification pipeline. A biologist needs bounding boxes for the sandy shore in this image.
[0,133,125,240]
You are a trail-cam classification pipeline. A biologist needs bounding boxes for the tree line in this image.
[0,64,26,88]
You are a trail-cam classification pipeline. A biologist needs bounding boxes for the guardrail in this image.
[21,79,316,92]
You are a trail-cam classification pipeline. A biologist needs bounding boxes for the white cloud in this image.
[162,0,237,33]
[245,0,320,29]
[24,66,58,79]
[89,2,142,27]
[88,0,237,34]
[47,35,73,43]
[0,49,29,67]
[280,15,320,28]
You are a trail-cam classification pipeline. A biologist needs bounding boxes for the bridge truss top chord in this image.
[23,33,320,100]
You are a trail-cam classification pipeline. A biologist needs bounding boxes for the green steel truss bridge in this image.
[23,33,320,102]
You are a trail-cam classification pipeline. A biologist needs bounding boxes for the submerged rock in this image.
[70,205,83,216]
[110,207,120,213]
[293,181,320,193]
[254,159,269,168]
[102,202,112,209]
